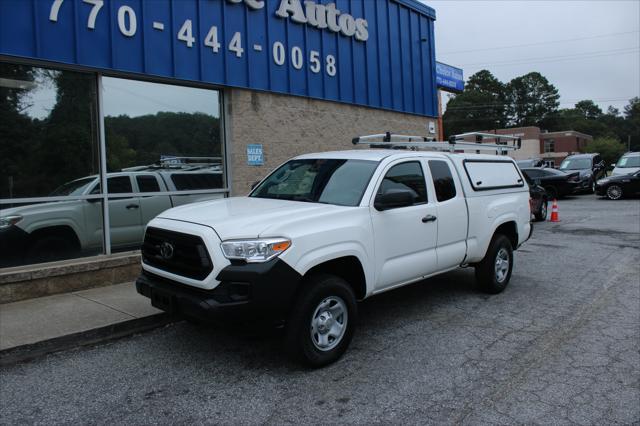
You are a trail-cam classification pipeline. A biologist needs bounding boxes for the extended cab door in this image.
[135,174,172,227]
[424,159,468,269]
[370,160,438,291]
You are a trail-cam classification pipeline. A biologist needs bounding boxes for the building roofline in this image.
[395,0,437,19]
[541,130,593,139]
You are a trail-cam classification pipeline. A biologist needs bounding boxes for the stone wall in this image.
[226,89,438,196]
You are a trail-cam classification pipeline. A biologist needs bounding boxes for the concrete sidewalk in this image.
[0,282,173,365]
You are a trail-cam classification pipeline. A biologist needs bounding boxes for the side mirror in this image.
[374,189,415,211]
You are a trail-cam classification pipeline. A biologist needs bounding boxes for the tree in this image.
[574,100,603,120]
[584,137,626,166]
[442,70,508,137]
[506,72,560,127]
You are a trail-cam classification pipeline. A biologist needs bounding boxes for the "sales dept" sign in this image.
[229,0,369,42]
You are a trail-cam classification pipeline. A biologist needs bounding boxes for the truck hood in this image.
[156,197,345,240]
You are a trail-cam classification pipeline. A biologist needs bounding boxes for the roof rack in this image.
[352,132,521,153]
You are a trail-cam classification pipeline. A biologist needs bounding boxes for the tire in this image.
[284,274,357,368]
[475,234,514,294]
[544,186,557,200]
[606,184,623,200]
[590,179,596,194]
[26,235,78,264]
[534,199,548,222]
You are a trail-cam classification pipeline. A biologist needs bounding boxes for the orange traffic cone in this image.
[549,199,560,222]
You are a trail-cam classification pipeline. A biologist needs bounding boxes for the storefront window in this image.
[102,77,224,252]
[0,62,104,268]
[0,63,226,268]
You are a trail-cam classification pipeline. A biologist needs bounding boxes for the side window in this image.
[378,162,427,205]
[136,175,161,193]
[107,176,132,194]
[89,176,133,194]
[429,160,457,202]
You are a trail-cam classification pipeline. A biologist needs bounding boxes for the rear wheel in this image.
[475,234,513,294]
[606,184,623,200]
[284,274,357,368]
[534,199,548,222]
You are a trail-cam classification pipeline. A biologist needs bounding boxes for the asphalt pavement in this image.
[1,195,638,425]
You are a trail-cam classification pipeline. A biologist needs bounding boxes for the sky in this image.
[425,0,640,114]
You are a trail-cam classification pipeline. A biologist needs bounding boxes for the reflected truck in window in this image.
[0,164,223,267]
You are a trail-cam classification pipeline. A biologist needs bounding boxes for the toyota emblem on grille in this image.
[160,242,174,260]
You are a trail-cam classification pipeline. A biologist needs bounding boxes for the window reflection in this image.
[0,63,100,199]
[102,77,224,252]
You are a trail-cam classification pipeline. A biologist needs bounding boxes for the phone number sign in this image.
[0,0,438,117]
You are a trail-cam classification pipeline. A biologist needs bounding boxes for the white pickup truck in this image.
[136,135,532,367]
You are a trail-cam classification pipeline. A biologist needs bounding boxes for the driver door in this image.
[370,160,438,292]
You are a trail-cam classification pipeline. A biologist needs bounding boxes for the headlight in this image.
[221,238,291,263]
[0,215,23,230]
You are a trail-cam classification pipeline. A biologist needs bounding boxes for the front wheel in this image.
[606,184,623,200]
[284,274,357,368]
[475,234,514,294]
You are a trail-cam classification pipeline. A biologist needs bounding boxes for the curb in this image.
[0,313,177,367]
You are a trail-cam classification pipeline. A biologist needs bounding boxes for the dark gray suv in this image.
[559,153,606,193]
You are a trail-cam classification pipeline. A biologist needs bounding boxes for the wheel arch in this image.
[29,225,81,250]
[301,255,368,301]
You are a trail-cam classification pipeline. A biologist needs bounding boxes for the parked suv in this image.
[0,164,223,267]
[136,138,532,367]
[611,152,640,176]
[559,153,606,193]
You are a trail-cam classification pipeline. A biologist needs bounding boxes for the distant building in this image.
[459,127,593,167]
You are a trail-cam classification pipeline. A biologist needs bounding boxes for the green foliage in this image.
[443,70,560,136]
[0,67,221,199]
[442,70,508,136]
[584,137,627,166]
[506,72,560,127]
[443,70,638,151]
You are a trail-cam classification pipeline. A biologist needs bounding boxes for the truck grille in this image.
[142,227,213,280]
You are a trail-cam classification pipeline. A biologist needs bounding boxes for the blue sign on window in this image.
[436,62,464,93]
[0,0,438,117]
[247,144,264,166]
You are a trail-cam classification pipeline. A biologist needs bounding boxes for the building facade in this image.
[462,127,593,167]
[0,0,439,271]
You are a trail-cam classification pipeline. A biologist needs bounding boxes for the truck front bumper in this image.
[136,258,302,322]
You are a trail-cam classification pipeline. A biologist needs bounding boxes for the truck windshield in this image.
[49,177,97,196]
[250,159,378,206]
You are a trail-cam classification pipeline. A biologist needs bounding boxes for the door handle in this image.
[126,204,139,210]
[422,214,437,223]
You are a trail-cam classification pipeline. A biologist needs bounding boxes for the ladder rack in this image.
[352,132,521,153]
